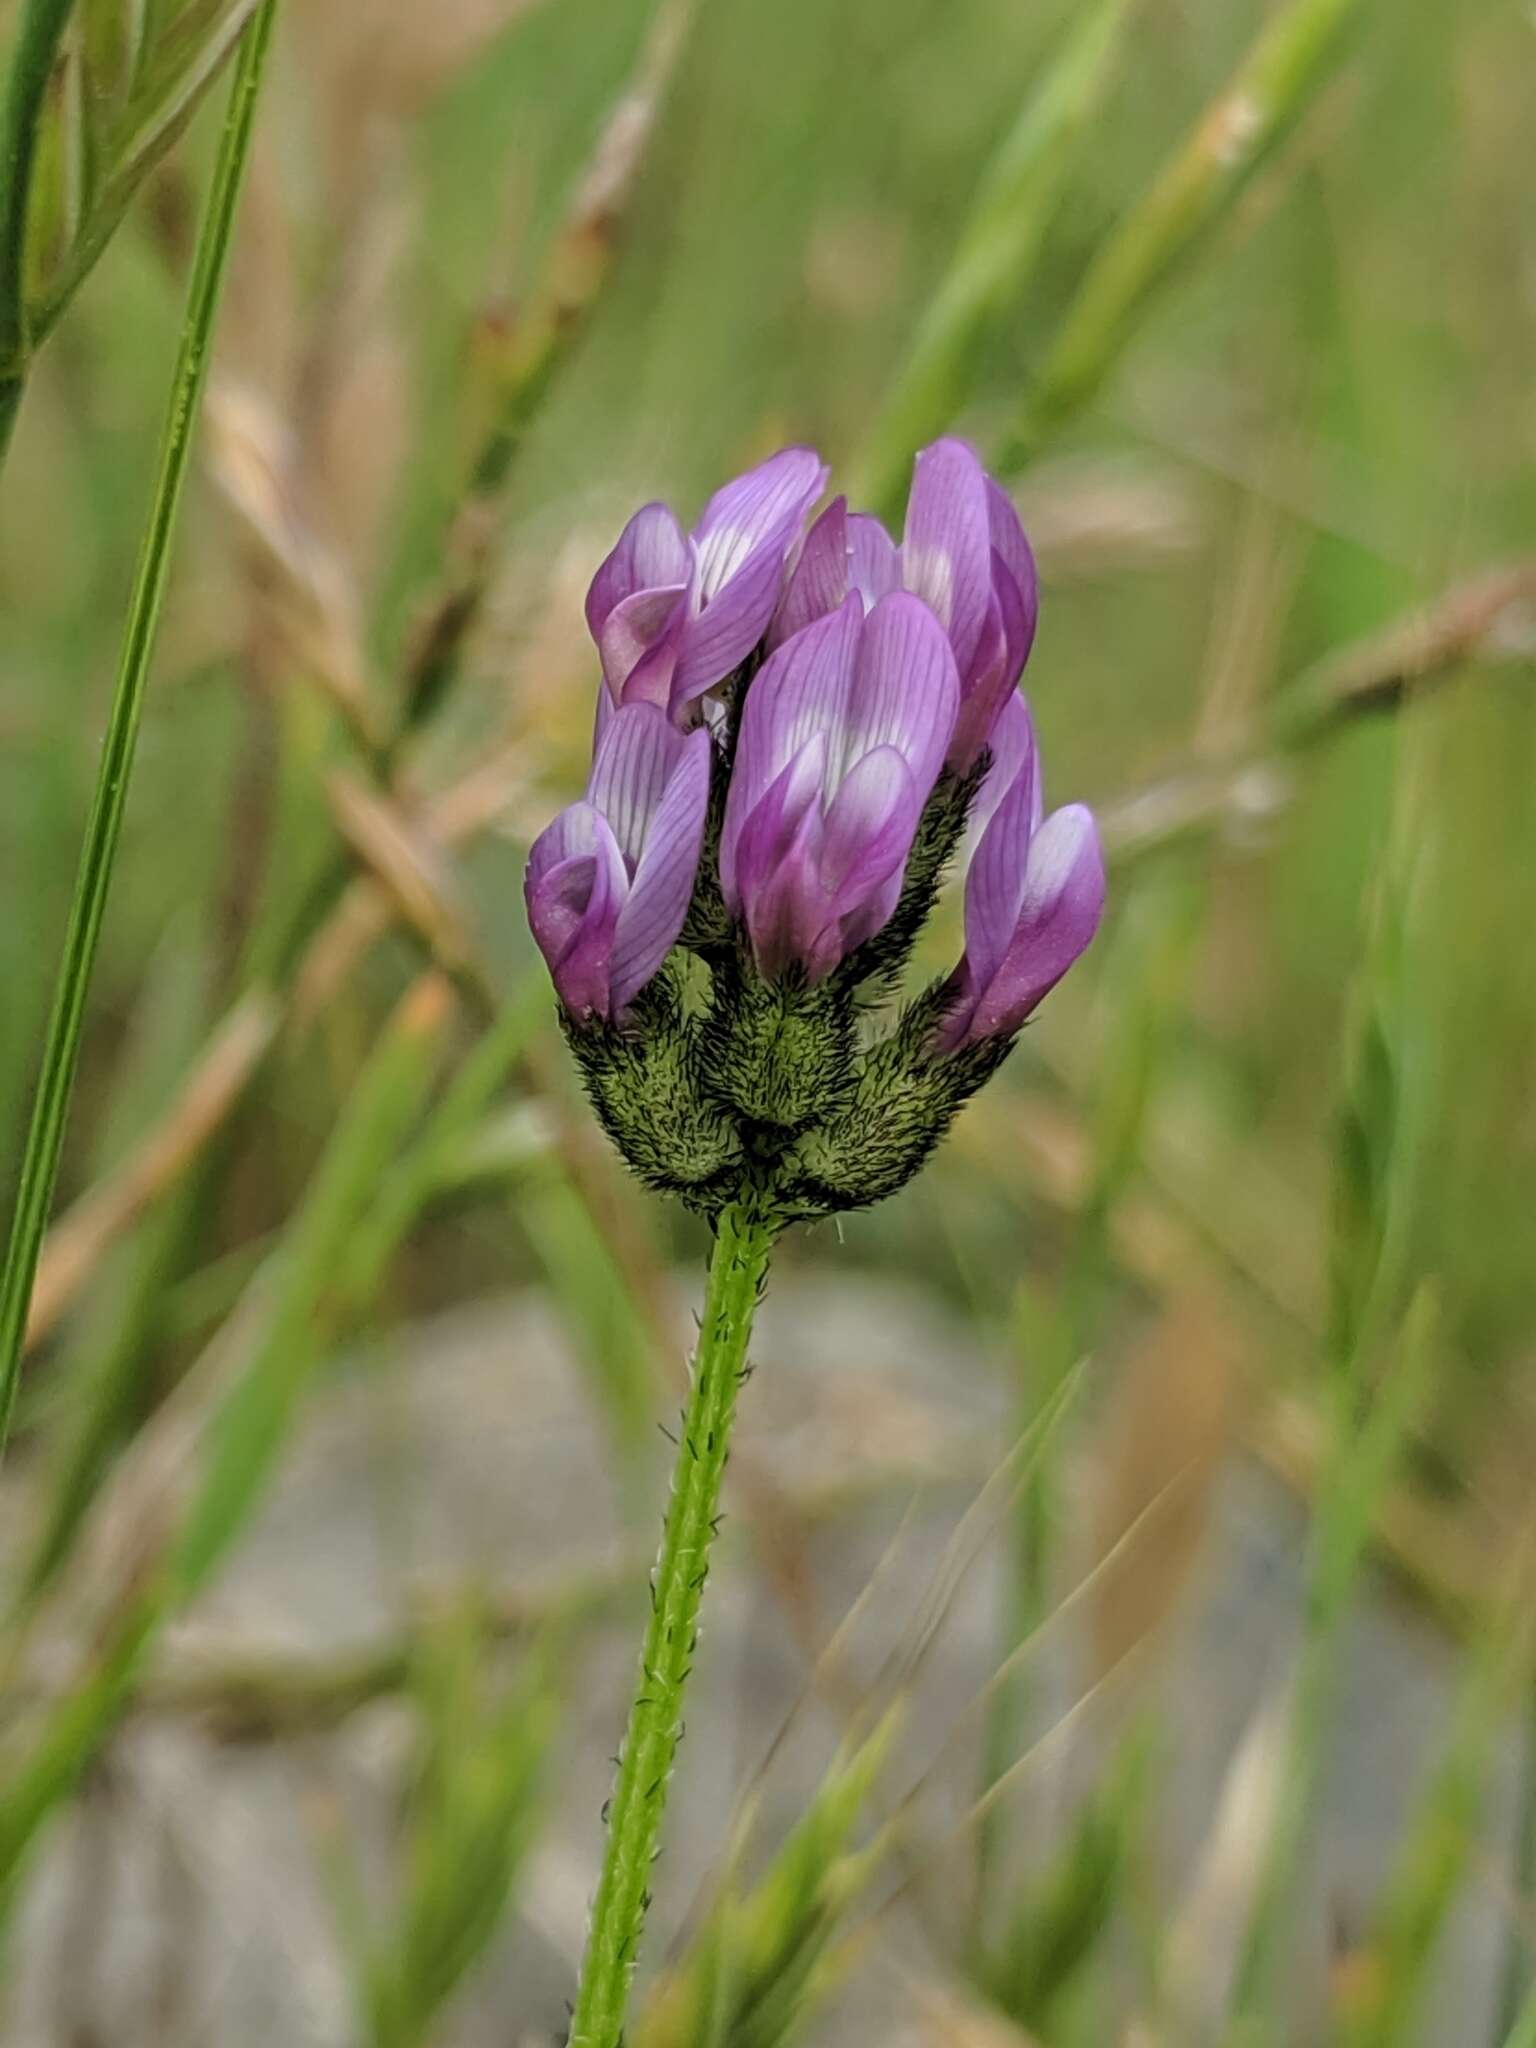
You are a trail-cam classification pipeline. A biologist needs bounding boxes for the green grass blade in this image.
[635,1711,899,2048]
[168,979,451,1594]
[0,975,452,1899]
[359,1624,556,2048]
[849,0,1133,521]
[0,0,277,1467]
[995,0,1367,474]
[0,0,75,464]
[1337,1585,1525,2048]
[1507,1985,1536,2048]
[27,0,264,344]
[1225,1287,1439,2046]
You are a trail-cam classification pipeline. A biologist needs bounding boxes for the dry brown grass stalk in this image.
[1082,1293,1243,1683]
[1100,556,1536,868]
[23,992,280,1356]
[402,0,697,729]
[323,769,483,984]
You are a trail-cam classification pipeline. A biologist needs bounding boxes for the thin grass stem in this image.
[0,975,451,1901]
[0,0,75,469]
[849,0,1132,521]
[0,0,278,1465]
[994,0,1367,475]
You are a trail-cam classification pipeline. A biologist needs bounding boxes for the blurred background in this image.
[1,0,1534,2041]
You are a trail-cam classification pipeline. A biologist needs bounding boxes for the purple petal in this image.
[961,762,1038,1007]
[524,801,628,1021]
[610,727,712,1011]
[986,478,1036,612]
[901,438,994,678]
[818,744,919,905]
[840,591,958,803]
[669,448,830,712]
[965,691,1040,856]
[720,597,860,905]
[585,502,690,640]
[595,584,687,703]
[961,804,1105,1046]
[848,513,900,608]
[669,540,794,711]
[690,447,828,599]
[768,497,850,650]
[731,740,828,976]
[947,552,1036,770]
[994,545,1038,686]
[586,701,687,870]
[804,745,920,979]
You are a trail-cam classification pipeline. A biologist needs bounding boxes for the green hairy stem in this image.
[567,1203,778,2048]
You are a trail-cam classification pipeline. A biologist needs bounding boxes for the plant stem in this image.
[0,0,74,470]
[0,0,278,1464]
[567,1202,778,2048]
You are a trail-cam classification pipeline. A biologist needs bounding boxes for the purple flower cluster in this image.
[526,439,1104,1059]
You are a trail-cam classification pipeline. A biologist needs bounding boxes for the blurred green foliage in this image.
[2,0,1534,2039]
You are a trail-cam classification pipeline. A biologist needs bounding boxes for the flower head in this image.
[934,694,1105,1053]
[524,702,711,1022]
[527,440,1101,1222]
[585,447,828,727]
[770,437,1037,772]
[720,592,958,984]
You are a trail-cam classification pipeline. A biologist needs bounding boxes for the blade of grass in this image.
[0,0,74,466]
[1224,1288,1439,2046]
[994,0,1368,475]
[28,0,265,342]
[848,0,1133,522]
[0,974,453,1903]
[634,1711,900,2048]
[1508,1986,1536,2048]
[357,1621,557,2048]
[1337,1548,1533,2048]
[0,0,278,1468]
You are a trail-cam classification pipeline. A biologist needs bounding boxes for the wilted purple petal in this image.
[691,447,828,598]
[841,592,958,802]
[586,502,690,640]
[769,498,850,650]
[720,598,860,904]
[610,727,712,1011]
[901,438,993,680]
